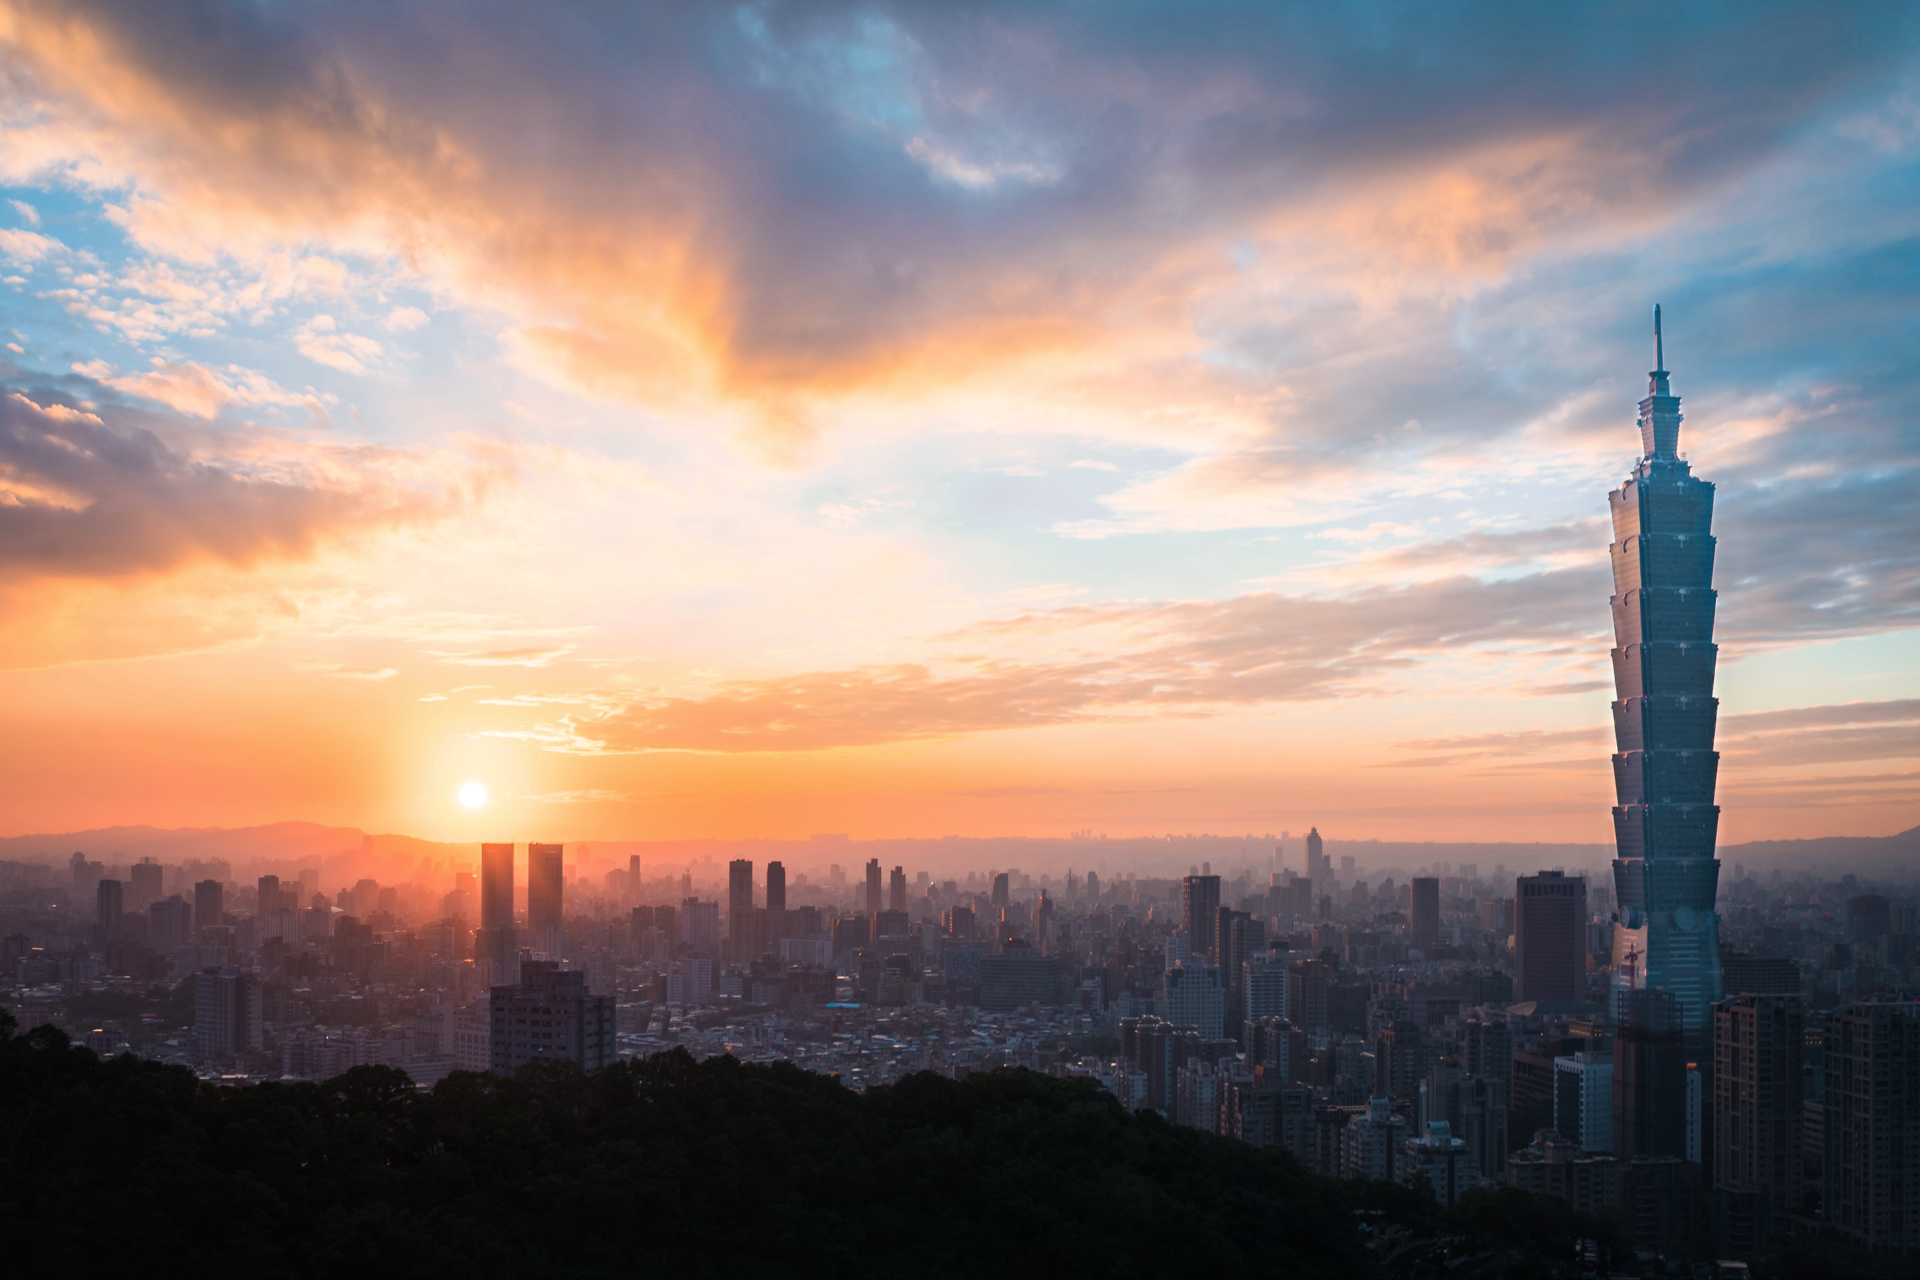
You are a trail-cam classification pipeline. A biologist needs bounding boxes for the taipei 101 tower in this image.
[1607,307,1723,1050]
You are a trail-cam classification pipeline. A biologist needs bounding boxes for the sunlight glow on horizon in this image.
[458,782,490,811]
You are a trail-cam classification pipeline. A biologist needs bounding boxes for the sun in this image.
[458,781,489,809]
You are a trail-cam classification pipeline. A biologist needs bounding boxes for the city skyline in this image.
[0,3,1914,844]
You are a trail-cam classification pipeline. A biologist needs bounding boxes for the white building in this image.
[1553,1053,1614,1152]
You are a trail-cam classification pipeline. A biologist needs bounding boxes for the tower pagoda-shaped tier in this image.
[1608,307,1723,1048]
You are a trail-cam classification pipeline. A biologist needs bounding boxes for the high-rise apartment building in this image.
[488,961,613,1074]
[1822,1002,1920,1251]
[1181,874,1221,962]
[1164,961,1224,1039]
[194,966,263,1060]
[1410,877,1440,951]
[1515,870,1586,1004]
[1713,993,1803,1252]
[1606,310,1724,1050]
[527,843,564,935]
[1614,986,1686,1161]
[888,866,906,913]
[866,859,883,915]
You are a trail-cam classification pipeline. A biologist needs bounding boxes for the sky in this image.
[0,0,1916,846]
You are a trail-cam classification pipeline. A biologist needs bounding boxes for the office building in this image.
[1822,1002,1920,1251]
[979,941,1069,1011]
[528,843,564,935]
[990,872,1010,911]
[1287,958,1332,1033]
[1605,313,1725,1051]
[95,878,123,939]
[1515,871,1586,1004]
[193,879,224,933]
[866,859,883,915]
[1614,986,1686,1161]
[1243,952,1287,1039]
[489,961,613,1074]
[889,866,906,913]
[1181,874,1220,962]
[1410,877,1440,951]
[1713,993,1802,1252]
[194,966,263,1059]
[728,859,754,961]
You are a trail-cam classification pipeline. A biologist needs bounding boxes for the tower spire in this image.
[1654,304,1664,374]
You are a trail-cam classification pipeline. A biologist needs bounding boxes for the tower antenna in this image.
[1654,304,1664,374]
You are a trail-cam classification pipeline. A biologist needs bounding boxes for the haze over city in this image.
[4,3,1920,1275]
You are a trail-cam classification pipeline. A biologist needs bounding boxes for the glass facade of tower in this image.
[1607,333,1724,1048]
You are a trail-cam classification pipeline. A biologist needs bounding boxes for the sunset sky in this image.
[0,1,1915,845]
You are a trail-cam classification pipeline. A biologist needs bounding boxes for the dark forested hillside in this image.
[0,1012,1372,1276]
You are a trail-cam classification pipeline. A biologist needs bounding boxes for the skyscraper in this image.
[866,858,883,916]
[765,860,786,944]
[1607,308,1724,1049]
[1514,871,1586,1004]
[1303,827,1327,882]
[1410,877,1440,951]
[193,879,224,934]
[527,843,564,935]
[889,865,906,913]
[480,843,515,930]
[1182,874,1220,962]
[727,858,753,961]
[478,842,518,982]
